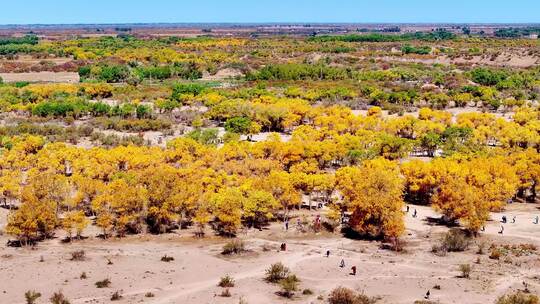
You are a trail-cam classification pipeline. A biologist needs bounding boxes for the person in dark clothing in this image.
[340,259,345,268]
[351,266,356,275]
[326,250,330,257]
[502,215,507,224]
[425,290,430,299]
[413,209,417,218]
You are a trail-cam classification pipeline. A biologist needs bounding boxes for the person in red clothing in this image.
[351,266,356,275]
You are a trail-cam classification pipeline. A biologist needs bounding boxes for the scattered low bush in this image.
[433,229,470,255]
[490,247,502,260]
[459,264,471,278]
[110,291,122,301]
[24,290,41,304]
[222,240,246,255]
[50,291,70,304]
[160,255,174,262]
[278,275,300,298]
[265,262,290,283]
[495,291,539,304]
[95,278,111,288]
[70,250,86,261]
[328,286,378,304]
[218,275,235,288]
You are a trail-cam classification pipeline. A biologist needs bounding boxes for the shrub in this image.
[222,240,246,255]
[496,291,539,304]
[161,255,174,262]
[265,262,290,283]
[171,82,207,100]
[302,289,314,295]
[80,272,87,279]
[459,264,471,278]
[110,291,122,301]
[218,275,235,288]
[328,286,378,304]
[401,45,431,55]
[477,241,487,254]
[224,117,252,134]
[490,247,502,260]
[70,250,86,261]
[95,278,111,288]
[50,291,70,304]
[220,288,232,297]
[441,229,470,252]
[471,68,508,86]
[239,296,248,304]
[145,292,155,298]
[279,275,300,298]
[25,290,41,304]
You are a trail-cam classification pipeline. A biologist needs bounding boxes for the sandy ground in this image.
[1,203,539,304]
[378,53,540,68]
[0,72,80,83]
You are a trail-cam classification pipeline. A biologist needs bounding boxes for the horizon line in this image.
[1,22,540,27]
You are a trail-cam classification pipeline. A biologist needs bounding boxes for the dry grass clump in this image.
[218,275,235,287]
[222,239,246,255]
[265,262,290,283]
[160,254,174,262]
[145,292,155,298]
[328,286,378,304]
[50,291,70,304]
[495,291,539,304]
[24,290,41,304]
[95,278,111,288]
[110,291,122,301]
[278,275,300,298]
[70,250,86,261]
[459,264,472,278]
[432,229,470,255]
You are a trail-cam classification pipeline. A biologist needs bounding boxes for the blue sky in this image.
[0,0,538,24]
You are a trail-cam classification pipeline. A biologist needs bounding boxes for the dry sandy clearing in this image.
[0,72,80,83]
[1,203,539,304]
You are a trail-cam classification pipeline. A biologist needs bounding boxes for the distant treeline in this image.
[309,29,455,42]
[494,27,540,38]
[357,26,401,33]
[78,61,202,83]
[0,35,39,46]
[246,63,356,81]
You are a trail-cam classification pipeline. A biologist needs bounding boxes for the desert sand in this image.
[1,203,539,304]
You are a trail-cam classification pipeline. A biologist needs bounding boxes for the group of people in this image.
[324,250,357,276]
[406,205,418,218]
[406,205,539,235]
[283,214,323,231]
[498,215,539,235]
